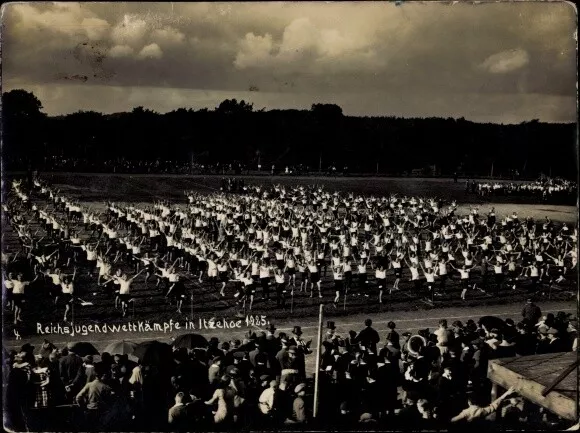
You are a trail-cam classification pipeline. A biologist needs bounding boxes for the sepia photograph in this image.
[1,1,578,431]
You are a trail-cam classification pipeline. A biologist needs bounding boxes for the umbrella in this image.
[172,333,209,350]
[103,340,137,356]
[478,316,506,332]
[133,340,173,365]
[67,342,99,357]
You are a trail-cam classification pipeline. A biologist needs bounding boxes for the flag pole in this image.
[313,303,324,418]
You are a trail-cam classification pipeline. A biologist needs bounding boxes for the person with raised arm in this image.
[60,268,77,322]
[10,272,39,325]
[102,269,145,317]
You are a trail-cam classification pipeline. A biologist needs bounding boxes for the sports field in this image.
[40,172,578,214]
[3,173,577,345]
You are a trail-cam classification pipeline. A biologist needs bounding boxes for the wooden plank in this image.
[488,358,577,421]
[494,353,577,395]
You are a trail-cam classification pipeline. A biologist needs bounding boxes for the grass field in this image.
[3,173,577,343]
[35,172,577,210]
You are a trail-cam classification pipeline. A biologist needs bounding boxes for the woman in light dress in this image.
[205,376,237,424]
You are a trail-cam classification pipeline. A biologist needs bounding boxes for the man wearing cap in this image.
[285,383,308,424]
[258,379,279,418]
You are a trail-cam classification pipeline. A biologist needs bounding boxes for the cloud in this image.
[151,26,185,47]
[111,14,148,47]
[1,2,575,123]
[108,45,134,58]
[5,3,110,41]
[234,17,379,73]
[137,43,163,60]
[480,49,530,74]
[234,33,274,69]
[81,17,110,41]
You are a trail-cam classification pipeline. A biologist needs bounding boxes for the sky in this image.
[1,1,577,123]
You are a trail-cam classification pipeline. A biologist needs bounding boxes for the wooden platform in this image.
[488,352,578,421]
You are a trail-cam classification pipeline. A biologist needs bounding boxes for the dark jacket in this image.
[357,327,381,354]
[59,353,84,388]
[522,304,542,325]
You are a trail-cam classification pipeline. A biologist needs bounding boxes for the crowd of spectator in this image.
[468,178,577,204]
[4,302,577,432]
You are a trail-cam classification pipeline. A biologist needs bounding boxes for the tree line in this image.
[2,89,577,178]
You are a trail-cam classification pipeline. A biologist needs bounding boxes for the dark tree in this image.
[2,89,47,167]
[216,99,253,115]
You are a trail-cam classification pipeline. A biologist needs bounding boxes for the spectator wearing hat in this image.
[536,326,551,354]
[285,383,308,424]
[208,356,222,387]
[249,340,271,378]
[281,346,301,383]
[326,321,339,342]
[20,343,36,366]
[514,322,536,356]
[266,323,277,341]
[232,351,251,379]
[357,319,380,355]
[291,325,312,355]
[503,318,518,344]
[225,366,246,399]
[258,379,279,417]
[207,337,222,360]
[436,362,464,421]
[546,328,568,353]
